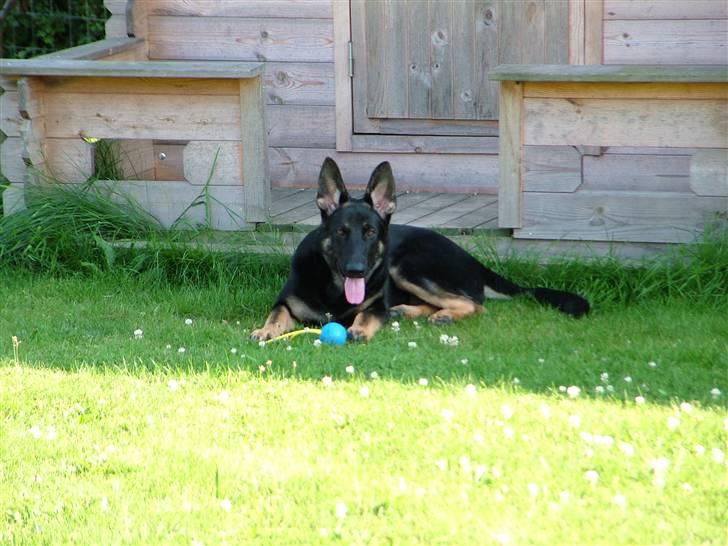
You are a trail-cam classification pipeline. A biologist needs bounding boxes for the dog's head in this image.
[316,157,397,305]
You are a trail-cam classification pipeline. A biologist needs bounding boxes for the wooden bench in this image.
[1,49,268,229]
[490,64,728,243]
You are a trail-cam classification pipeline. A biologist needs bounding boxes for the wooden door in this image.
[350,0,569,140]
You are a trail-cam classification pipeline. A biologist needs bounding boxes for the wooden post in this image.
[497,80,523,228]
[17,77,47,183]
[239,77,270,223]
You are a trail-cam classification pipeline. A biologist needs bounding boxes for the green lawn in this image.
[1,269,726,545]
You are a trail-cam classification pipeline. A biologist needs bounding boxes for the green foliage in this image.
[0,0,107,59]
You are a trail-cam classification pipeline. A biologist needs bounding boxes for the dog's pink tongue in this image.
[344,277,365,304]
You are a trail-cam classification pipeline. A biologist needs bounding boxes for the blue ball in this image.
[319,322,348,346]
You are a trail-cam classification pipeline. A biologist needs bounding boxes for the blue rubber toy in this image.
[319,322,348,345]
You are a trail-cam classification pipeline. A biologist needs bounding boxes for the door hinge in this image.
[347,41,354,77]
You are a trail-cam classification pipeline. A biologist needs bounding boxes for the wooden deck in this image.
[270,188,499,231]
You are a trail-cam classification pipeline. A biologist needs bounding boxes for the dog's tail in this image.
[481,268,590,318]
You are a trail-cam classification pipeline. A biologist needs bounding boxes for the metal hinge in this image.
[347,41,354,77]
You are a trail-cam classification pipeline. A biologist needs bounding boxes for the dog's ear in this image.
[316,157,349,217]
[364,161,396,220]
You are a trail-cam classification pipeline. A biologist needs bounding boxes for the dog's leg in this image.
[428,296,484,325]
[390,303,438,319]
[348,311,386,342]
[251,305,296,341]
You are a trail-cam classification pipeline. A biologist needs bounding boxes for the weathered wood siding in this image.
[141,0,497,192]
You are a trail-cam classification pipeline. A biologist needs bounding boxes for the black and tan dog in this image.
[252,158,589,343]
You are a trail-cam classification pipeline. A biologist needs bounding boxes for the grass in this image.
[0,184,727,544]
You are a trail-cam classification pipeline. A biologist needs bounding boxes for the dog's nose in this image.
[344,262,367,277]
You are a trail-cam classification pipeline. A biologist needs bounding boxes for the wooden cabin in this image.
[1,0,726,251]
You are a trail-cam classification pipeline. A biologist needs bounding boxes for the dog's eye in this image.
[336,227,349,237]
[364,227,376,238]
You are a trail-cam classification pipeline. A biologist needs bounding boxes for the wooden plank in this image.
[406,193,498,228]
[36,38,144,60]
[490,64,728,82]
[105,15,128,38]
[116,139,155,180]
[264,62,334,106]
[42,77,240,96]
[523,82,728,100]
[569,0,586,64]
[523,98,728,148]
[497,80,523,228]
[690,150,728,196]
[2,183,26,215]
[0,89,21,137]
[406,0,431,119]
[546,0,571,64]
[444,199,499,229]
[394,193,472,225]
[604,19,728,65]
[0,137,25,182]
[239,78,270,223]
[267,105,335,149]
[348,134,498,155]
[363,0,386,118]
[269,148,499,193]
[517,191,728,243]
[45,138,95,182]
[583,154,692,193]
[605,1,728,20]
[183,141,242,186]
[430,0,453,119]
[472,0,499,119]
[104,0,127,15]
[270,188,315,216]
[332,0,352,151]
[44,93,241,140]
[523,145,582,192]
[147,16,334,63]
[148,0,332,19]
[17,78,46,174]
[0,59,264,79]
[584,0,603,64]
[154,142,184,180]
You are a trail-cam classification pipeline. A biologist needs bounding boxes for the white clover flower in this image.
[435,458,448,471]
[391,321,400,332]
[584,470,599,486]
[558,385,567,393]
[694,444,705,456]
[460,358,469,365]
[133,329,143,339]
[335,501,348,519]
[474,464,488,482]
[679,402,693,413]
[345,365,355,374]
[168,379,179,392]
[527,483,540,497]
[177,347,186,354]
[624,376,632,383]
[537,358,545,364]
[559,490,571,503]
[439,334,449,344]
[441,409,455,422]
[595,386,605,395]
[464,384,477,398]
[667,416,680,431]
[711,387,722,399]
[258,340,266,348]
[619,442,635,457]
[503,427,514,439]
[612,494,627,508]
[501,404,514,420]
[313,339,322,347]
[600,372,609,383]
[45,426,57,441]
[413,321,420,329]
[648,361,657,368]
[370,371,379,380]
[322,376,333,387]
[635,395,646,405]
[230,348,237,354]
[100,496,108,512]
[539,404,552,419]
[567,386,581,398]
[681,483,694,493]
[165,344,172,349]
[258,365,266,373]
[408,341,417,348]
[29,425,42,439]
[185,318,193,326]
[418,378,429,387]
[448,336,459,347]
[568,415,581,428]
[217,391,230,403]
[712,448,725,464]
[606,384,614,393]
[512,377,520,385]
[359,386,370,398]
[219,498,232,512]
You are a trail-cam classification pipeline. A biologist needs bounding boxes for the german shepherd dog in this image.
[252,158,589,343]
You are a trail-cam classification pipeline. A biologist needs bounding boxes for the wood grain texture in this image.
[604,19,728,64]
[690,150,728,196]
[154,142,185,180]
[183,141,242,186]
[269,148,499,192]
[523,82,728,99]
[490,64,728,82]
[267,105,336,149]
[264,62,334,106]
[148,0,332,19]
[36,37,144,60]
[569,0,586,64]
[42,77,240,96]
[240,78,270,223]
[349,134,498,154]
[332,0,352,151]
[498,80,523,228]
[0,89,21,137]
[0,137,25,182]
[523,145,582,192]
[605,1,728,20]
[45,138,95,182]
[523,97,728,148]
[583,153,692,193]
[147,16,334,62]
[1,183,26,215]
[517,191,727,243]
[584,0,603,64]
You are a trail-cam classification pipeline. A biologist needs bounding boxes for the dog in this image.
[251,158,589,343]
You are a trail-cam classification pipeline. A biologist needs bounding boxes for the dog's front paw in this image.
[250,327,276,342]
[347,326,371,343]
